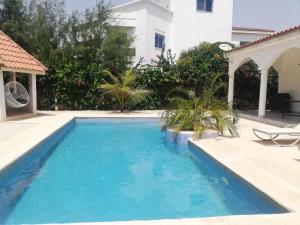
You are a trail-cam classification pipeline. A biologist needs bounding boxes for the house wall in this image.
[170,0,233,56]
[145,2,172,63]
[133,8,148,64]
[232,31,274,46]
[113,0,233,63]
[153,0,170,8]
[275,48,300,112]
[112,1,172,64]
[111,12,137,27]
[112,4,148,64]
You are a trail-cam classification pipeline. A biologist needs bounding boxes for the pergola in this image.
[0,31,47,121]
[226,25,300,117]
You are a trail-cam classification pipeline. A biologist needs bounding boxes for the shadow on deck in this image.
[240,110,300,127]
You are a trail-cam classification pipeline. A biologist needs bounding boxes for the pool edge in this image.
[188,140,291,214]
[0,114,299,225]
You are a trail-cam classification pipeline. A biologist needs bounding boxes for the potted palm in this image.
[162,80,239,144]
[100,70,150,112]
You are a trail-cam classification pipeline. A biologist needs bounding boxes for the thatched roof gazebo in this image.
[0,31,47,121]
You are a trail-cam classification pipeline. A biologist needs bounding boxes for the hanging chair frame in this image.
[4,81,30,108]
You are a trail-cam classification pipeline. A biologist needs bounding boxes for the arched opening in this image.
[232,60,279,112]
[269,47,300,115]
[233,59,260,110]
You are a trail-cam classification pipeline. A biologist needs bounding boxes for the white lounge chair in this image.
[253,124,300,146]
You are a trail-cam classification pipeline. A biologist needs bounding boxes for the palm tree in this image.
[162,74,239,139]
[100,70,150,112]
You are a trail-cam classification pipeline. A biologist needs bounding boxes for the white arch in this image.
[227,29,300,117]
[266,46,300,69]
[234,57,259,71]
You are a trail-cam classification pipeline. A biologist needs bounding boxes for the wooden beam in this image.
[0,67,46,75]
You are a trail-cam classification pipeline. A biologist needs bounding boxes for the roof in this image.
[113,0,172,14]
[228,24,300,54]
[113,0,144,8]
[0,31,47,74]
[232,26,275,33]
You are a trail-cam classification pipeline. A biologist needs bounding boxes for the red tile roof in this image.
[0,31,47,74]
[229,24,300,53]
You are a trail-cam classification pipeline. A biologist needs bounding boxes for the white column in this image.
[228,67,235,107]
[258,67,269,117]
[0,70,6,121]
[29,74,37,114]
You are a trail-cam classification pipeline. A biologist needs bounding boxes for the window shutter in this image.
[206,0,213,12]
[197,0,205,11]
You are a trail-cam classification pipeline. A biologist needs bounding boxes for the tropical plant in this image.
[162,75,239,140]
[0,0,135,110]
[176,42,230,97]
[136,49,179,109]
[0,0,278,112]
[100,70,150,112]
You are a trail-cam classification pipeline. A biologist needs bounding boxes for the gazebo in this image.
[226,25,300,117]
[0,31,47,121]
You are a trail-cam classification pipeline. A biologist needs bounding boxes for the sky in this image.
[64,0,300,31]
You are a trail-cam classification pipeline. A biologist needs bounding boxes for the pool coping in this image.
[0,111,299,225]
[189,140,291,212]
[188,138,300,214]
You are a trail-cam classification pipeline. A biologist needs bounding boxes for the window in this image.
[197,0,213,12]
[155,33,165,49]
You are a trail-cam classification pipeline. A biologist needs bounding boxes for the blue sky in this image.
[64,0,300,31]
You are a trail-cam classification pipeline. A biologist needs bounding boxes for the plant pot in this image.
[200,129,219,140]
[166,129,194,145]
[166,129,219,145]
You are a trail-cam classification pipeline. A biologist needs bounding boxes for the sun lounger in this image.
[252,124,300,146]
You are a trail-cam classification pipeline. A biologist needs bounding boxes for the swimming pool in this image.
[0,118,286,224]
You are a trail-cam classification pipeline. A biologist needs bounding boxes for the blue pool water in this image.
[0,118,285,224]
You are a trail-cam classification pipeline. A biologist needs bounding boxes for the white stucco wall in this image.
[145,2,172,63]
[111,12,137,27]
[153,0,170,8]
[113,0,233,63]
[133,8,148,64]
[170,0,233,56]
[112,3,148,64]
[232,32,273,46]
[113,1,172,64]
[275,48,300,112]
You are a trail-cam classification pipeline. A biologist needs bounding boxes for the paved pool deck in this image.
[0,111,300,225]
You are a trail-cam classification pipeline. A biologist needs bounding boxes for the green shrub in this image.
[0,0,278,111]
[136,49,180,109]
[177,42,229,97]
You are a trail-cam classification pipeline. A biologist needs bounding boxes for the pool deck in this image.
[0,111,300,225]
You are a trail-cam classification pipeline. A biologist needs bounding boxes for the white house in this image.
[231,27,275,46]
[112,0,233,63]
